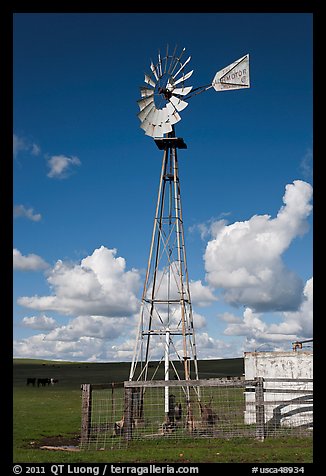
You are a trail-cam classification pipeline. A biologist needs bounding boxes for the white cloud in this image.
[13,204,42,222]
[143,264,216,308]
[18,246,141,317]
[13,333,109,361]
[223,277,313,351]
[194,333,235,360]
[204,180,313,312]
[189,218,229,240]
[13,134,26,157]
[22,314,57,330]
[13,133,41,158]
[13,248,49,271]
[44,315,130,342]
[189,280,217,307]
[14,312,136,362]
[300,148,313,180]
[13,311,138,362]
[47,154,81,179]
[31,143,41,156]
[270,277,313,339]
[219,312,242,323]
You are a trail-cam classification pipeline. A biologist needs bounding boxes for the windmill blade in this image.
[144,73,156,88]
[169,95,188,112]
[151,108,163,126]
[172,86,193,96]
[212,54,250,91]
[163,44,169,74]
[140,117,155,136]
[165,102,176,117]
[142,115,172,138]
[158,51,163,77]
[161,121,173,134]
[137,102,155,122]
[144,106,159,125]
[167,45,178,75]
[163,101,182,125]
[158,107,170,125]
[137,96,154,111]
[152,124,166,137]
[172,55,191,79]
[170,47,186,77]
[150,61,159,81]
[173,70,193,86]
[145,126,156,137]
[140,87,154,98]
[168,109,181,125]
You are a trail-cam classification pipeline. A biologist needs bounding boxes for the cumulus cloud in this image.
[144,264,216,308]
[44,315,130,342]
[223,277,313,350]
[14,311,140,362]
[15,247,214,361]
[13,204,42,222]
[190,217,230,240]
[22,314,57,330]
[219,312,242,323]
[270,277,313,339]
[194,333,235,360]
[18,246,141,317]
[189,280,217,307]
[13,333,108,361]
[47,154,81,179]
[204,180,313,312]
[13,248,49,271]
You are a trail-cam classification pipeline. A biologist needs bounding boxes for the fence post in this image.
[255,377,265,441]
[81,384,92,446]
[124,385,133,441]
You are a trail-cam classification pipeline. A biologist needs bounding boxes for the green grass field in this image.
[13,358,313,463]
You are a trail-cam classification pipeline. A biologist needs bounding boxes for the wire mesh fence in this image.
[80,377,313,450]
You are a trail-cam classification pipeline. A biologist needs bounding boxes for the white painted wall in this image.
[244,351,313,427]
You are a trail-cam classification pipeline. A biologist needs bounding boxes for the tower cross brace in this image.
[129,131,199,414]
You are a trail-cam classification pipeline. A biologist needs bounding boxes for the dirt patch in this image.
[27,433,80,449]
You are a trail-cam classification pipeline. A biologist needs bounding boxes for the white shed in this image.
[244,351,313,428]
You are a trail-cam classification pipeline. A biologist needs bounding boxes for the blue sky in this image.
[13,13,313,362]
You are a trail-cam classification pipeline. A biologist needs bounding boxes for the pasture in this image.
[13,358,312,463]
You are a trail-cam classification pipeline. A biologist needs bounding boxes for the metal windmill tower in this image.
[129,46,250,418]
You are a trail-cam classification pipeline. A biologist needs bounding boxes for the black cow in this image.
[37,378,51,387]
[26,378,36,386]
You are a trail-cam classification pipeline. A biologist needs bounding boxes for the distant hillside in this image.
[13,357,244,388]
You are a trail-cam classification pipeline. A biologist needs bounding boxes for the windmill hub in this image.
[158,87,172,100]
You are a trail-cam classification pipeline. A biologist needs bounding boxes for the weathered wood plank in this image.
[80,383,92,446]
[264,389,313,394]
[124,378,253,388]
[263,378,313,383]
[255,377,265,441]
[89,382,124,390]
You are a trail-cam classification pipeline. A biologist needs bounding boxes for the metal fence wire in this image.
[80,377,313,450]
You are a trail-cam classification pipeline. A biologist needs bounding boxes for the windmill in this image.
[129,46,250,425]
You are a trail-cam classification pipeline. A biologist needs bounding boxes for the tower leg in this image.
[129,135,200,427]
